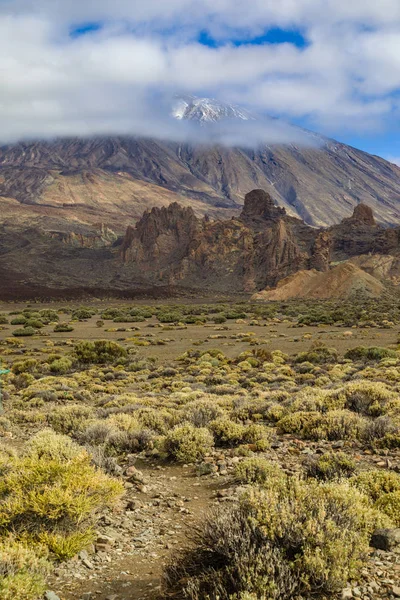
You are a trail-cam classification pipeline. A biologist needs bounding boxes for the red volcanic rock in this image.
[310,231,332,271]
[240,189,286,225]
[119,191,311,292]
[347,203,376,226]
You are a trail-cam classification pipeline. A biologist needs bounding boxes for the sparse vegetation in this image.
[1,298,400,597]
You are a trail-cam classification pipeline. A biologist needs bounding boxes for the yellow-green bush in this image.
[164,423,214,463]
[350,470,400,502]
[234,458,285,485]
[0,432,124,560]
[181,400,225,428]
[11,359,40,375]
[47,404,95,434]
[209,418,247,447]
[342,381,396,416]
[375,491,400,525]
[278,410,365,441]
[74,340,127,365]
[289,388,345,413]
[305,452,356,480]
[49,357,73,374]
[165,478,390,600]
[0,538,51,600]
[26,429,87,461]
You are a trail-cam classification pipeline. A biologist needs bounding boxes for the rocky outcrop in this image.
[343,203,376,226]
[121,204,200,280]
[239,189,286,226]
[309,231,332,271]
[330,203,381,258]
[119,191,317,292]
[2,190,400,299]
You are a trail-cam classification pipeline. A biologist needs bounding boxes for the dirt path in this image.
[49,460,225,600]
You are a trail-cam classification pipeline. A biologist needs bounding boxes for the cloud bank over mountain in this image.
[0,0,400,143]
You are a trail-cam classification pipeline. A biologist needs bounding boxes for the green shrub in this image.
[294,344,338,365]
[113,315,145,323]
[224,310,246,319]
[164,478,389,599]
[0,432,124,560]
[74,340,127,364]
[48,405,95,434]
[135,407,176,434]
[0,538,50,600]
[375,491,400,525]
[49,357,73,374]
[10,316,27,326]
[24,319,44,329]
[0,316,8,325]
[305,452,356,480]
[72,307,96,320]
[350,470,400,501]
[210,419,246,447]
[343,381,395,416]
[181,400,224,428]
[344,346,397,361]
[164,424,214,463]
[12,359,39,375]
[234,458,285,485]
[212,315,227,324]
[12,327,35,337]
[209,419,269,449]
[54,323,74,333]
[39,309,59,324]
[27,429,86,461]
[158,312,182,323]
[277,410,365,441]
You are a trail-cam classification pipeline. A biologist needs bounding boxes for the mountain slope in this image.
[0,98,400,230]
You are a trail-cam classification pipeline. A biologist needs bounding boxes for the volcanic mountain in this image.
[0,96,400,242]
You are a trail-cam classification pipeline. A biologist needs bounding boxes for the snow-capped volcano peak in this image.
[172,95,255,123]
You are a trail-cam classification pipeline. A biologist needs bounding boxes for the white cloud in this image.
[0,1,399,142]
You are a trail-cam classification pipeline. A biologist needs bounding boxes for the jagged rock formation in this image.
[2,189,400,299]
[119,190,314,291]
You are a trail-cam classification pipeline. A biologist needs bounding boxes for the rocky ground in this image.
[44,438,400,600]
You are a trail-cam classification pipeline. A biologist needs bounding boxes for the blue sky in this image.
[194,25,400,160]
[1,0,400,162]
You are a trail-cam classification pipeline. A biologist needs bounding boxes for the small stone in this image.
[82,558,94,570]
[370,528,400,551]
[352,588,362,598]
[125,466,147,484]
[392,586,400,598]
[342,588,353,599]
[96,535,114,545]
[196,462,216,476]
[44,593,61,600]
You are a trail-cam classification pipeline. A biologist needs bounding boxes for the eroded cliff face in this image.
[120,190,317,292]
